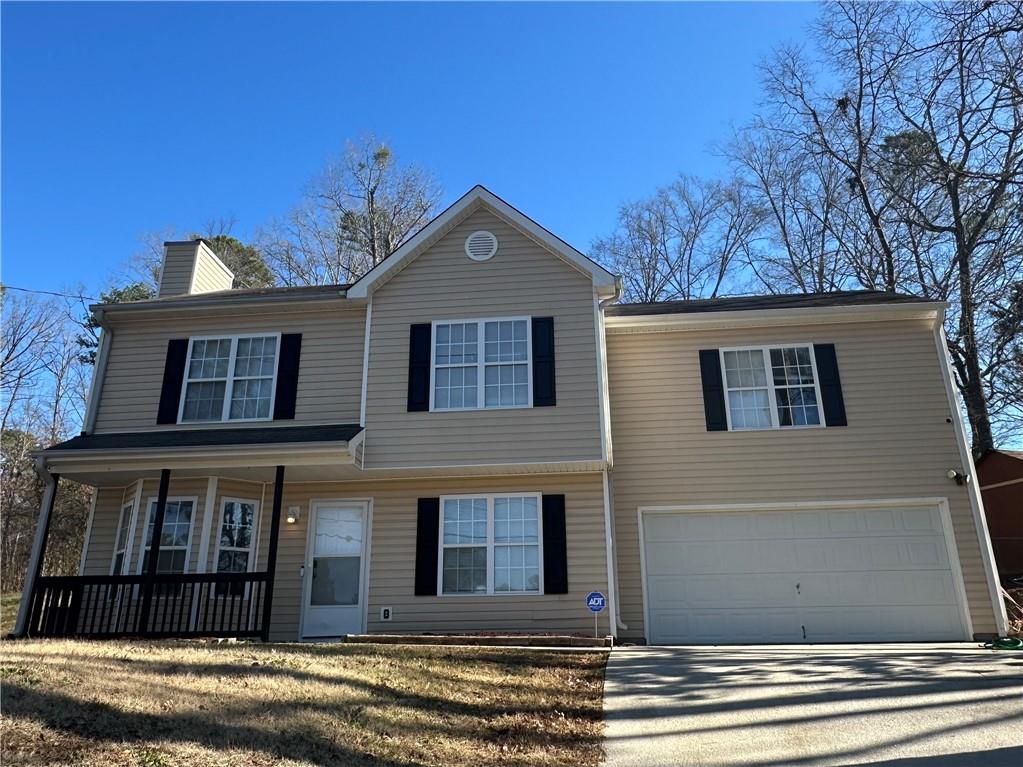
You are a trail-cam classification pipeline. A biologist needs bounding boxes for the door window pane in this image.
[310,557,361,605]
[309,506,364,606]
[314,507,364,557]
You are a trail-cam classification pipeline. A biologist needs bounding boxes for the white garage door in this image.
[641,503,969,644]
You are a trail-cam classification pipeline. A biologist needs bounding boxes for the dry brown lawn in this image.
[1,594,20,638]
[0,639,607,767]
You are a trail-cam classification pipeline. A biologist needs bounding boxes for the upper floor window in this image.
[180,334,279,422]
[432,318,531,410]
[721,345,822,430]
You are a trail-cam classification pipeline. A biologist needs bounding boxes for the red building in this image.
[977,450,1023,581]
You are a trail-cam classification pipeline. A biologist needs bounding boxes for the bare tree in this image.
[592,175,762,302]
[1,289,61,434]
[730,129,853,293]
[1,289,93,591]
[756,0,1023,453]
[258,135,442,286]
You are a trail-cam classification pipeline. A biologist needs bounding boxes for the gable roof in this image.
[345,185,620,300]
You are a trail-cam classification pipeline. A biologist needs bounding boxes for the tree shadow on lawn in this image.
[2,643,606,767]
[3,682,412,767]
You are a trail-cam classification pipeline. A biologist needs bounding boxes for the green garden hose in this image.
[986,637,1023,650]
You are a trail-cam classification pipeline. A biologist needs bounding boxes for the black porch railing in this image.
[25,572,271,639]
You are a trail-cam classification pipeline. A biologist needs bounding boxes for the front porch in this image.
[15,424,364,641]
[15,430,610,642]
[18,466,288,641]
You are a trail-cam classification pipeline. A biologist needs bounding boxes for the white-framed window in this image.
[438,493,543,595]
[179,334,280,423]
[720,345,824,430]
[431,318,532,410]
[137,497,197,574]
[110,502,134,575]
[212,498,259,597]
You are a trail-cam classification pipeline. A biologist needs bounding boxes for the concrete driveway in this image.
[604,645,1023,767]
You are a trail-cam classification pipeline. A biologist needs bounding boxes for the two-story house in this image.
[14,186,1008,644]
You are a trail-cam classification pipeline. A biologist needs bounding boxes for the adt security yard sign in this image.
[586,592,606,612]
[586,591,606,637]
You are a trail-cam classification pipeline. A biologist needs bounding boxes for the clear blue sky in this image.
[2,1,819,296]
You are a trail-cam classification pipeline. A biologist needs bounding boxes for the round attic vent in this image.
[465,230,498,261]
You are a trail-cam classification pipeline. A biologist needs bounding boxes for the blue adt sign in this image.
[586,591,606,613]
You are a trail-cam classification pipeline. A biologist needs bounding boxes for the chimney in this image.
[157,239,234,297]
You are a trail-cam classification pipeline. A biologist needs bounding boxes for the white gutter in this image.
[359,300,372,428]
[932,310,1008,637]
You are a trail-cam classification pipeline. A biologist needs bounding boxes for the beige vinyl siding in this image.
[364,208,603,468]
[93,306,365,433]
[190,247,233,294]
[81,485,135,575]
[79,473,608,641]
[606,318,999,639]
[267,472,608,640]
[157,244,196,297]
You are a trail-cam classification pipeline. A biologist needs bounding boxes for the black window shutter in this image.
[532,317,556,407]
[698,349,728,431]
[414,498,440,596]
[542,494,568,594]
[156,339,189,424]
[813,343,847,427]
[273,334,303,420]
[407,323,432,412]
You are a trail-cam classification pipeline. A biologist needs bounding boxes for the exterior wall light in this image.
[286,506,301,524]
[946,469,969,486]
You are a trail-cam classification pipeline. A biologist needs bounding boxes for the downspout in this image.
[932,310,1008,637]
[597,279,628,633]
[13,458,59,637]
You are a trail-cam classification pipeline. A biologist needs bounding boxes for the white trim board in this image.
[605,302,945,333]
[932,319,1008,636]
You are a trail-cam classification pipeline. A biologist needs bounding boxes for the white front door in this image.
[302,501,368,638]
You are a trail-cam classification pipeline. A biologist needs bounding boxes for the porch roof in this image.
[46,423,363,452]
[38,424,365,485]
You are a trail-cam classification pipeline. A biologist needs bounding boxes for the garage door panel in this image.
[648,538,951,576]
[641,504,968,644]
